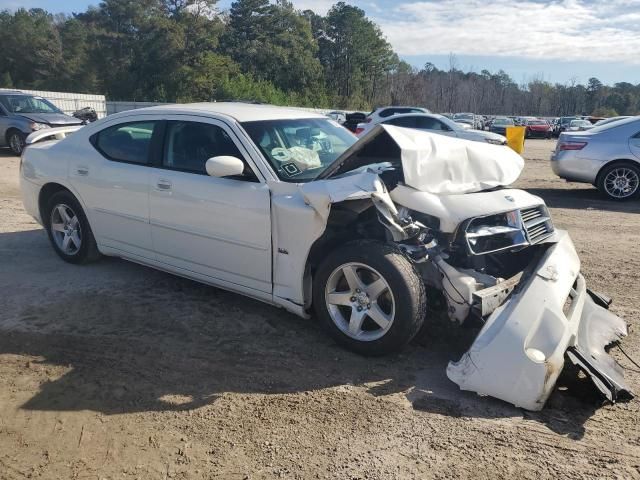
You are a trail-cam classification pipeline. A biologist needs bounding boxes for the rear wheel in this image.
[44,191,101,263]
[597,162,640,201]
[313,240,426,356]
[8,130,25,155]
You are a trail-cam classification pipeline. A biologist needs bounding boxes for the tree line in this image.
[0,0,638,116]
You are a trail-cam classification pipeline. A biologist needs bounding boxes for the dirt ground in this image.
[0,140,639,479]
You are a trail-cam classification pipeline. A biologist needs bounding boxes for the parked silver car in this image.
[551,116,640,200]
[0,90,83,155]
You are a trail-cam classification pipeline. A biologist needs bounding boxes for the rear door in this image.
[148,116,272,293]
[72,118,160,260]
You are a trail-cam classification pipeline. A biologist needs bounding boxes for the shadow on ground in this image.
[0,148,18,158]
[0,228,613,440]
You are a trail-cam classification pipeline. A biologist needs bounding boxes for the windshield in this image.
[242,118,357,182]
[0,95,62,114]
[493,118,514,126]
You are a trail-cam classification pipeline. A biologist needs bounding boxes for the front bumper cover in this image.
[447,230,632,410]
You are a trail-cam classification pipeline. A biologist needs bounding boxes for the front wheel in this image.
[8,130,25,155]
[597,162,640,201]
[313,240,426,356]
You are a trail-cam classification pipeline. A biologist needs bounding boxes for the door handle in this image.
[76,166,89,176]
[156,179,172,191]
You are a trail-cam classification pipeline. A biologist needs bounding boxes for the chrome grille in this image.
[520,206,554,244]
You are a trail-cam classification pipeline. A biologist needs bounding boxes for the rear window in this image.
[379,108,424,118]
[92,121,157,164]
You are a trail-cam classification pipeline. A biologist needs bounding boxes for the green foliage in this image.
[0,3,638,115]
[592,107,619,118]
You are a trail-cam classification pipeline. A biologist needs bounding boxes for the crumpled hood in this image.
[322,124,524,195]
[17,112,83,126]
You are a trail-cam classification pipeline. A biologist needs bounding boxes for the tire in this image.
[596,162,640,201]
[313,240,426,356]
[44,190,101,264]
[7,130,25,155]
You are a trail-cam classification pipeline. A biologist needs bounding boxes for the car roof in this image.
[112,102,327,123]
[375,106,425,110]
[381,112,444,120]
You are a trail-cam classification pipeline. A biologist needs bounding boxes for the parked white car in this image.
[20,103,630,410]
[355,113,506,145]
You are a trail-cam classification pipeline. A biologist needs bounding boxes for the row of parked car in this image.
[326,106,640,201]
[2,93,638,202]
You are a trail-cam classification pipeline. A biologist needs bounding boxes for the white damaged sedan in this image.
[20,103,631,410]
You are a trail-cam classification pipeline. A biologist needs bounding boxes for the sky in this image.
[2,0,639,86]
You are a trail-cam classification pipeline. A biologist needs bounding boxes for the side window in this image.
[0,97,10,114]
[93,121,156,164]
[163,121,254,179]
[386,116,417,128]
[416,117,446,131]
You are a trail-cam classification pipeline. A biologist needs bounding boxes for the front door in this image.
[149,117,272,293]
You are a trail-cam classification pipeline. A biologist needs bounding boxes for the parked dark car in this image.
[525,119,552,139]
[343,112,367,133]
[72,106,98,124]
[0,90,83,154]
[489,117,515,135]
[553,116,578,137]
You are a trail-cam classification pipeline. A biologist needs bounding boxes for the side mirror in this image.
[205,156,245,178]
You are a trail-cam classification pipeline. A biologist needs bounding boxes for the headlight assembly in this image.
[465,210,528,255]
[29,122,50,131]
[485,137,505,145]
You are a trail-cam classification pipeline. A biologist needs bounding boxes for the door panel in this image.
[629,134,640,160]
[69,120,158,259]
[149,118,272,293]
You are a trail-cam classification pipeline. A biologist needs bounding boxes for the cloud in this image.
[290,0,339,15]
[369,0,640,65]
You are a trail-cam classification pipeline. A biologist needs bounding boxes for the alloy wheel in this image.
[604,167,639,199]
[325,262,395,342]
[50,204,82,255]
[9,133,24,154]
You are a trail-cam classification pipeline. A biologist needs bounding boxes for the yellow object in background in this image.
[505,126,526,154]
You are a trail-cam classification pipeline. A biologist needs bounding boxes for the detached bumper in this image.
[447,230,631,411]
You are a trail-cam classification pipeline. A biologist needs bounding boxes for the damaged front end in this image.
[388,198,632,410]
[444,230,632,410]
[286,125,632,410]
